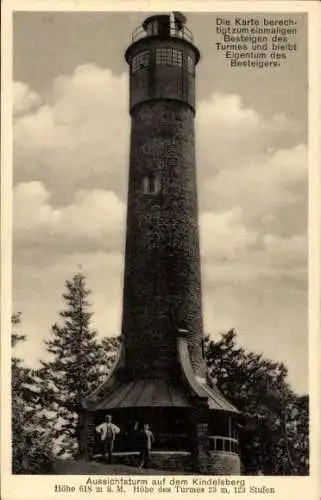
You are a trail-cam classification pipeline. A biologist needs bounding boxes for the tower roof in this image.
[127,11,197,49]
[142,12,187,32]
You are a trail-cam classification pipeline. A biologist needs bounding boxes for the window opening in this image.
[142,174,160,194]
[155,48,183,67]
[187,55,194,74]
[132,51,150,73]
[146,20,158,36]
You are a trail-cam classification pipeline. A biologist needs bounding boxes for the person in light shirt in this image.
[95,414,120,463]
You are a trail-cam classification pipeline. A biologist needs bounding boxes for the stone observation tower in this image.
[81,12,241,474]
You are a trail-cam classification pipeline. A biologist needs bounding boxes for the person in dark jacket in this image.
[130,421,140,452]
[139,423,154,468]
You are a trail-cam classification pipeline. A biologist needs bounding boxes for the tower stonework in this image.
[124,101,204,379]
[123,14,203,380]
[82,13,241,475]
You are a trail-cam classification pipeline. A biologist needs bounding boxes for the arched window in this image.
[142,174,160,194]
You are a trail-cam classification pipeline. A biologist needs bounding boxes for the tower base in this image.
[81,335,241,475]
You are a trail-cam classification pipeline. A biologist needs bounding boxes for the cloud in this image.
[199,207,306,287]
[14,81,41,116]
[14,65,129,201]
[196,93,302,182]
[200,208,257,261]
[198,93,261,127]
[14,181,126,253]
[200,141,307,237]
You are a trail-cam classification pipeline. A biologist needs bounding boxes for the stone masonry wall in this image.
[122,99,205,379]
[207,452,241,475]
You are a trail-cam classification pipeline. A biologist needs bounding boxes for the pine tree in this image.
[39,272,117,458]
[12,313,54,473]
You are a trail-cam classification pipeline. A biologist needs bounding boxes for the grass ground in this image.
[53,458,175,475]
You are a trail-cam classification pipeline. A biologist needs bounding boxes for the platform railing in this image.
[94,432,191,454]
[131,24,193,43]
[93,435,239,456]
[209,435,239,454]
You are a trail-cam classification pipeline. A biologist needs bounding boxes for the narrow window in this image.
[187,55,194,74]
[142,174,160,194]
[146,20,158,36]
[142,176,150,193]
[154,176,161,193]
[152,20,158,35]
[149,175,156,193]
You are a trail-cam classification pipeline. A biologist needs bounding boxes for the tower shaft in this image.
[122,99,204,378]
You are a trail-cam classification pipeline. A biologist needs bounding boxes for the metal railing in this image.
[131,24,193,43]
[209,435,239,454]
[93,432,191,454]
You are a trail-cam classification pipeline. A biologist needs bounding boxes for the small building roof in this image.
[88,376,238,413]
[91,378,191,410]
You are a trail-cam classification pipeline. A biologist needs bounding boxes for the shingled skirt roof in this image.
[91,377,238,413]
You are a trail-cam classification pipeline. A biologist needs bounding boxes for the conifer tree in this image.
[39,272,117,458]
[12,313,54,473]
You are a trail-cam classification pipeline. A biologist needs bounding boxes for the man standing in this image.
[95,414,120,463]
[139,423,154,469]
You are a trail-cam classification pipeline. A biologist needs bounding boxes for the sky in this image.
[12,11,308,394]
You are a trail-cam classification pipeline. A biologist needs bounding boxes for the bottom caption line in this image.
[54,478,276,495]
